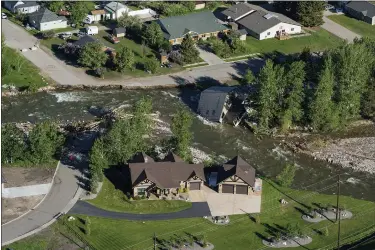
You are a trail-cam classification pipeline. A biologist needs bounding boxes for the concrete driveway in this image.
[189,186,261,216]
[197,47,225,65]
[321,12,361,43]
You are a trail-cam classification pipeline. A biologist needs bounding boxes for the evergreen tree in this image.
[78,42,108,72]
[256,60,278,130]
[1,124,26,164]
[142,22,164,49]
[274,1,298,19]
[296,1,325,27]
[309,55,339,131]
[170,108,193,161]
[241,70,255,86]
[144,58,159,74]
[276,163,297,187]
[115,45,135,73]
[180,34,199,64]
[280,61,306,130]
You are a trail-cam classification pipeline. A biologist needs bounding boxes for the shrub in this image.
[42,30,55,40]
[183,187,189,193]
[323,226,329,236]
[144,58,159,74]
[168,50,183,65]
[276,163,297,187]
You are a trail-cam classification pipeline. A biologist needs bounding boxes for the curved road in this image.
[69,201,211,220]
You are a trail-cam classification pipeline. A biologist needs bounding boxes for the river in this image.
[2,88,375,201]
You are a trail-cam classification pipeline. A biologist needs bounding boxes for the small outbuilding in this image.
[113,27,126,38]
[159,49,168,64]
[237,29,248,41]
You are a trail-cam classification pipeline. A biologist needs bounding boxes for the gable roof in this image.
[105,1,128,12]
[218,156,256,187]
[129,154,205,189]
[221,3,257,21]
[228,3,301,35]
[157,11,229,40]
[73,35,100,47]
[29,8,67,24]
[114,27,126,34]
[5,1,39,10]
[346,1,375,18]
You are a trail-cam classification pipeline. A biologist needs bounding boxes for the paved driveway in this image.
[197,47,225,65]
[321,12,361,43]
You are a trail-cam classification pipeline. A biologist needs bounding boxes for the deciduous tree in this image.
[170,108,193,161]
[78,42,108,73]
[143,22,164,49]
[144,58,159,74]
[1,124,26,164]
[70,2,88,25]
[276,163,297,187]
[115,45,135,72]
[46,1,64,12]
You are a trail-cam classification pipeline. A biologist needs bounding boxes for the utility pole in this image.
[336,173,341,250]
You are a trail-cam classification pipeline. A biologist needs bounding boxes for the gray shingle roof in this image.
[236,4,301,35]
[29,8,67,24]
[73,36,99,47]
[346,1,375,18]
[218,156,256,187]
[114,27,126,34]
[221,3,257,21]
[5,1,39,10]
[105,1,127,12]
[157,11,229,40]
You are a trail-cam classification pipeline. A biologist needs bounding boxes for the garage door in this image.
[222,184,234,193]
[190,182,201,190]
[236,185,248,195]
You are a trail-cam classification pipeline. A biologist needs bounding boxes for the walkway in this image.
[68,201,211,220]
[321,12,361,43]
[197,47,225,65]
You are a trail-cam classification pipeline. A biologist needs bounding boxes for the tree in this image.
[211,38,231,58]
[180,34,200,64]
[296,1,325,27]
[309,55,339,131]
[241,69,255,86]
[181,1,196,12]
[143,22,164,49]
[274,2,298,19]
[276,163,297,187]
[168,50,183,65]
[170,108,193,161]
[70,2,88,25]
[144,58,159,74]
[117,13,142,35]
[256,60,278,130]
[279,61,306,131]
[361,79,375,121]
[1,124,26,164]
[41,30,55,40]
[46,1,64,12]
[230,37,246,54]
[78,42,108,73]
[28,121,64,164]
[323,226,329,236]
[1,34,12,78]
[115,45,135,73]
[89,138,107,183]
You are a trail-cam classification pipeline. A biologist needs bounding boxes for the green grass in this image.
[327,15,375,39]
[68,180,375,250]
[1,47,49,90]
[88,177,192,214]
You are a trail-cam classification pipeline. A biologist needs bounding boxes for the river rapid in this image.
[2,88,375,201]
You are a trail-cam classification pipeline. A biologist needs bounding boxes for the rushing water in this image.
[2,88,375,201]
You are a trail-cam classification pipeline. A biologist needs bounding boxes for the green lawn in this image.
[87,177,192,214]
[327,15,375,39]
[67,181,375,250]
[1,47,49,90]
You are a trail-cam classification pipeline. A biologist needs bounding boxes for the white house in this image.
[104,1,130,19]
[28,8,68,31]
[222,3,302,40]
[3,0,40,14]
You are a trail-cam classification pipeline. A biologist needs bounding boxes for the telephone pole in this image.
[336,173,341,250]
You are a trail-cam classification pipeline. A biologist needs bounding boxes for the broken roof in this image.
[157,11,229,40]
[129,153,205,189]
[218,156,256,187]
[346,1,375,18]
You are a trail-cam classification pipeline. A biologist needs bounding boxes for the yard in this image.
[69,181,375,250]
[327,14,375,39]
[87,177,192,214]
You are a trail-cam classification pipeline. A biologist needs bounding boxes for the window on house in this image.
[267,32,271,35]
[138,188,146,195]
[291,28,294,31]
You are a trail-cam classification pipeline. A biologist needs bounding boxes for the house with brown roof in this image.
[129,153,259,198]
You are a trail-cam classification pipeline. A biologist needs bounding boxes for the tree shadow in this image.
[50,44,79,67]
[231,57,265,78]
[255,232,269,242]
[104,167,132,194]
[262,223,281,237]
[312,228,323,236]
[294,206,309,217]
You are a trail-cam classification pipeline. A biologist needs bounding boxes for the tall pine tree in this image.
[180,34,199,64]
[296,1,325,27]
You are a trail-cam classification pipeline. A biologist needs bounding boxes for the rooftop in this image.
[29,8,67,24]
[346,1,375,18]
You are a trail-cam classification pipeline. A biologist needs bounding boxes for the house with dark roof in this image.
[157,11,230,45]
[28,8,67,31]
[197,86,236,123]
[72,36,100,48]
[3,1,40,14]
[221,3,302,40]
[345,1,375,25]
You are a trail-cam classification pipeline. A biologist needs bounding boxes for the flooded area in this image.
[2,88,375,201]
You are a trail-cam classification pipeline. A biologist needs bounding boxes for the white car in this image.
[2,13,7,19]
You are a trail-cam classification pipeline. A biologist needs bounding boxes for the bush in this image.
[144,58,159,74]
[42,30,55,40]
[168,50,183,65]
[276,163,297,187]
[183,187,189,193]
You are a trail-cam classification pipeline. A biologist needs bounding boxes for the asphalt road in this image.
[69,201,211,220]
[321,12,361,43]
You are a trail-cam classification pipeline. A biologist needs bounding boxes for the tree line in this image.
[88,98,194,193]
[245,37,375,133]
[1,121,64,165]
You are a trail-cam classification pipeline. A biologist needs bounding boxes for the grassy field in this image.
[88,177,192,214]
[68,180,375,250]
[328,15,375,39]
[1,47,49,90]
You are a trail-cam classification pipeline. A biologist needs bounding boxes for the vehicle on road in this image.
[2,13,7,19]
[107,35,120,44]
[86,26,98,35]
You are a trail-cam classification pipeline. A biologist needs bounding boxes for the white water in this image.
[50,92,87,103]
[190,147,211,164]
[196,115,219,127]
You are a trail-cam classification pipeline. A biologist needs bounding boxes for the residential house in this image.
[217,156,260,195]
[104,1,130,19]
[197,86,236,123]
[345,1,375,25]
[221,3,302,40]
[157,11,230,45]
[3,1,40,14]
[129,153,206,197]
[72,35,99,48]
[113,27,126,38]
[28,8,67,31]
[90,9,110,22]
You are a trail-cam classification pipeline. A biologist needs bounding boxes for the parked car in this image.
[59,32,72,40]
[107,35,119,44]
[86,26,98,35]
[2,13,7,19]
[335,7,343,13]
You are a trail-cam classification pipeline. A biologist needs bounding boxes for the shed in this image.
[237,29,247,40]
[159,49,168,64]
[113,27,126,38]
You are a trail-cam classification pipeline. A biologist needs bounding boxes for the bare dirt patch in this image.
[1,195,44,224]
[2,167,55,188]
